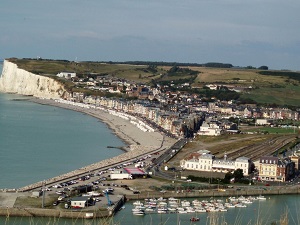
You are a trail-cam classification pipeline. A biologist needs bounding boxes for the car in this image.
[53,201,59,206]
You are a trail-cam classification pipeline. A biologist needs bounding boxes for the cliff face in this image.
[0,60,67,99]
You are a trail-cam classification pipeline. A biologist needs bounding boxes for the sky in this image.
[1,0,299,71]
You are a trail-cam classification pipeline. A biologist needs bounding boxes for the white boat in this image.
[157,208,168,214]
[181,200,191,207]
[219,208,228,212]
[225,203,235,208]
[132,210,145,216]
[133,201,144,206]
[186,207,196,213]
[257,195,267,200]
[145,208,155,212]
[168,208,177,213]
[195,208,206,213]
[177,207,187,213]
[235,204,247,208]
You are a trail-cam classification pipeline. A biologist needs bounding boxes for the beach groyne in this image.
[0,60,67,99]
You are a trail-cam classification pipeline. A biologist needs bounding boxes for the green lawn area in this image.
[244,126,299,134]
[241,85,300,107]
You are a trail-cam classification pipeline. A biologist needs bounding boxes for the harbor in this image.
[130,195,268,216]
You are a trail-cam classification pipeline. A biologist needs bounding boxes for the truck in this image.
[110,173,133,180]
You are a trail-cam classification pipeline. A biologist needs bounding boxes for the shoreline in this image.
[29,98,175,151]
[10,97,177,192]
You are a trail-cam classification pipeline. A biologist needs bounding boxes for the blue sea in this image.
[0,63,124,189]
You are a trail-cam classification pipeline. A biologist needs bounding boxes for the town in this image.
[55,67,300,185]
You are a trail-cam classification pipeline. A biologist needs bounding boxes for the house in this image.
[57,72,76,79]
[197,121,222,136]
[70,196,93,209]
[259,156,295,182]
[256,119,270,126]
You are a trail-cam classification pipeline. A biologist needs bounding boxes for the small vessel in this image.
[257,195,267,200]
[132,211,145,216]
[190,217,200,222]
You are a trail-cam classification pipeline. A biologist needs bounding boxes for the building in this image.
[180,152,251,175]
[57,72,76,79]
[70,196,92,209]
[256,119,270,126]
[259,156,295,182]
[290,154,300,171]
[197,121,222,136]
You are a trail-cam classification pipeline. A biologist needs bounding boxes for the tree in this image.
[233,169,244,181]
[258,65,268,70]
[224,172,233,183]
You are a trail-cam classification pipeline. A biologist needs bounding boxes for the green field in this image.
[241,85,300,106]
[243,126,300,134]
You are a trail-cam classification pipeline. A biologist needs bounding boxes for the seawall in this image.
[0,60,67,99]
[125,186,300,200]
[0,207,111,219]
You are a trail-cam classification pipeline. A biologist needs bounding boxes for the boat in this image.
[257,195,267,200]
[190,217,200,222]
[132,211,145,216]
[133,201,144,206]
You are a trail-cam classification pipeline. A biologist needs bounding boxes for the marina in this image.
[130,195,268,216]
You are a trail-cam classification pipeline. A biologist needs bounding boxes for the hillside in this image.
[7,58,300,107]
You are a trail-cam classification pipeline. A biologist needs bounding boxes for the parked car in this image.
[53,201,60,206]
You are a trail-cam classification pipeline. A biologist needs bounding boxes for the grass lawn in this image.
[243,126,300,134]
[241,85,300,107]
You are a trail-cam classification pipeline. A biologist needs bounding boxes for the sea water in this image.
[0,63,124,189]
[1,195,300,224]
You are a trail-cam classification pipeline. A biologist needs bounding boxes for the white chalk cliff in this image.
[0,60,67,99]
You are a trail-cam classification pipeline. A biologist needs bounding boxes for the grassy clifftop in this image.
[8,58,300,107]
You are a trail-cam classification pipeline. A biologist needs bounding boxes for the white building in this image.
[70,196,90,209]
[197,121,222,136]
[181,153,251,176]
[57,72,76,79]
[255,118,270,126]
